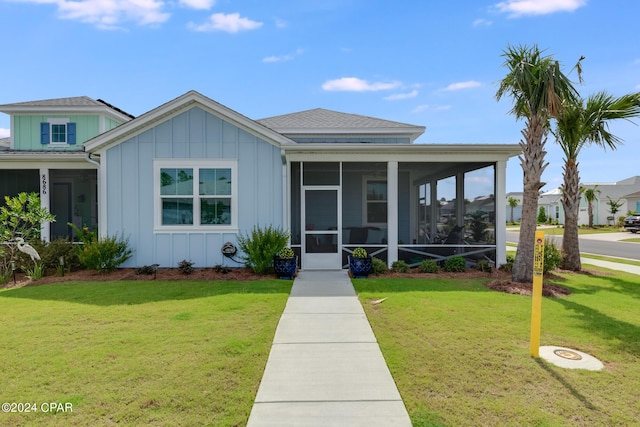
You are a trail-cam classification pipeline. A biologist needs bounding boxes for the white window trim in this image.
[47,118,69,146]
[362,176,387,227]
[153,159,238,233]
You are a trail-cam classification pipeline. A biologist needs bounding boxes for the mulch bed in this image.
[3,266,580,298]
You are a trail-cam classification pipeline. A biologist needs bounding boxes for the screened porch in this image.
[288,161,499,270]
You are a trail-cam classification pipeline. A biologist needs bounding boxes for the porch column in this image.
[387,161,398,267]
[39,168,51,242]
[495,160,507,267]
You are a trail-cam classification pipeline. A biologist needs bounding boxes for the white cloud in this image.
[411,104,451,113]
[179,0,214,10]
[262,48,304,63]
[321,77,402,92]
[188,12,263,33]
[495,0,586,17]
[473,18,492,27]
[0,128,10,138]
[12,0,171,29]
[441,81,482,91]
[384,90,418,100]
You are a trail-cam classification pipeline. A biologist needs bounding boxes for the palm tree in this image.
[507,196,519,223]
[496,44,580,282]
[582,185,600,228]
[554,91,640,271]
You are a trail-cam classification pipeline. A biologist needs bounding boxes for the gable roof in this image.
[0,96,134,121]
[84,90,296,152]
[257,108,425,142]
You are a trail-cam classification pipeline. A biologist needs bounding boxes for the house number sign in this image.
[41,174,47,195]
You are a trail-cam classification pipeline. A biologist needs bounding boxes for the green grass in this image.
[0,279,291,426]
[354,270,640,426]
[620,237,640,243]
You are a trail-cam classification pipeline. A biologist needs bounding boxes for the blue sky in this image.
[1,0,638,193]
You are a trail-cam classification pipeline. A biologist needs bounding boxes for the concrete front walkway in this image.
[247,270,411,427]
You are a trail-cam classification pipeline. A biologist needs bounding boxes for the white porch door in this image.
[302,187,341,269]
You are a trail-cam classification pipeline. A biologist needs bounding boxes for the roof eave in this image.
[282,143,522,158]
[0,105,133,122]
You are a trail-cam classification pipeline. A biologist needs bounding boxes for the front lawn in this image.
[354,269,640,426]
[0,279,291,426]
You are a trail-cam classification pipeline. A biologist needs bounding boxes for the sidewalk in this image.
[247,270,411,427]
[580,257,640,275]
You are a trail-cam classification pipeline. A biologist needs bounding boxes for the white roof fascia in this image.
[84,91,296,153]
[282,143,522,162]
[0,152,95,169]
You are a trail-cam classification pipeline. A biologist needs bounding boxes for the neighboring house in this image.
[1,91,521,269]
[0,97,133,239]
[538,176,640,226]
[505,191,523,222]
[538,188,562,223]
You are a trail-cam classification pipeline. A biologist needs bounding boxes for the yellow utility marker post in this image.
[530,231,545,358]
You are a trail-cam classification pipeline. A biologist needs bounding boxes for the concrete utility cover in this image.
[539,346,604,371]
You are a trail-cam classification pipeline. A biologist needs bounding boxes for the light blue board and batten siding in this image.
[105,106,284,268]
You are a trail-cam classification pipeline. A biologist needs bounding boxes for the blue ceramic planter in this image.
[273,256,298,279]
[348,255,372,278]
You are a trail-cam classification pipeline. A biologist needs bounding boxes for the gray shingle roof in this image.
[0,96,135,118]
[0,96,103,108]
[257,108,424,132]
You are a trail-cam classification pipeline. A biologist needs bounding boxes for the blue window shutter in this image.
[67,122,76,145]
[40,122,50,145]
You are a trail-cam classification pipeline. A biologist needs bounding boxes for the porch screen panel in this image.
[464,165,495,243]
[436,176,456,239]
[305,190,337,253]
[303,162,339,185]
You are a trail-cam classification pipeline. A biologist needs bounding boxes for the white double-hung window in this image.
[154,159,237,231]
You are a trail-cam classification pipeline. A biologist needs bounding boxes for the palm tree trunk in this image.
[561,159,581,271]
[513,116,547,283]
[588,203,594,228]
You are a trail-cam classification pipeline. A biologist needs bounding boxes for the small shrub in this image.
[32,238,81,272]
[391,260,410,273]
[371,257,388,275]
[135,265,157,275]
[77,234,133,273]
[278,247,295,258]
[475,259,492,273]
[352,247,368,258]
[537,207,547,224]
[214,264,231,274]
[500,254,515,273]
[237,225,290,274]
[444,256,466,273]
[178,260,194,275]
[543,240,562,274]
[24,262,45,280]
[68,223,97,244]
[0,269,10,285]
[418,259,439,273]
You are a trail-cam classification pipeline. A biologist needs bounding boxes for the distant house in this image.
[1,91,521,269]
[505,191,523,222]
[538,176,640,226]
